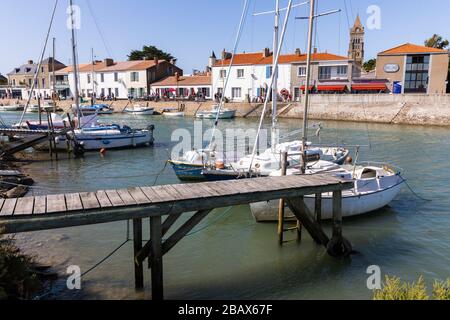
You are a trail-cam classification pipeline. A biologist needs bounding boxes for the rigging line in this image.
[399,177,432,202]
[208,0,250,149]
[18,0,59,125]
[248,0,294,172]
[342,0,351,29]
[85,0,114,59]
[348,0,355,22]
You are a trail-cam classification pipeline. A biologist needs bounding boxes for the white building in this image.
[57,58,182,100]
[211,49,356,102]
[151,74,212,100]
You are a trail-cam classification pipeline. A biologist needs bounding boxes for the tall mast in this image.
[301,0,315,173]
[271,0,280,149]
[91,48,95,105]
[69,0,81,128]
[52,37,56,111]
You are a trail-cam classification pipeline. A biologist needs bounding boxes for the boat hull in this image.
[250,176,405,221]
[168,161,206,181]
[125,109,155,115]
[163,112,185,117]
[196,110,236,119]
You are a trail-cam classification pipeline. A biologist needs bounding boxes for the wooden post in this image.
[315,193,322,226]
[332,190,342,238]
[133,218,144,290]
[277,152,287,245]
[326,190,352,257]
[150,215,163,300]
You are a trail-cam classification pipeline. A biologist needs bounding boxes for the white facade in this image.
[212,63,291,102]
[68,70,145,100]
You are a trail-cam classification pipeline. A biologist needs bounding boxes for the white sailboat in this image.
[250,0,405,221]
[124,104,155,115]
[64,0,154,151]
[195,105,236,119]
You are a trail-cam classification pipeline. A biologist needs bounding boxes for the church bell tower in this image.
[348,15,365,66]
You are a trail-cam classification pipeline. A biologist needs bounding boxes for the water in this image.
[2,111,450,300]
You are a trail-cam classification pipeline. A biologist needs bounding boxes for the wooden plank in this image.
[117,189,137,206]
[0,198,17,216]
[33,196,46,215]
[80,192,100,210]
[0,199,5,212]
[128,187,151,204]
[195,183,222,196]
[150,216,163,300]
[14,197,35,216]
[65,193,83,212]
[133,219,144,290]
[46,194,67,213]
[162,185,183,200]
[96,191,113,208]
[171,184,204,199]
[140,186,164,203]
[105,190,124,207]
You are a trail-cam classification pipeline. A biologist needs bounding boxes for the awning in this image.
[317,85,346,92]
[352,83,387,91]
[300,85,314,91]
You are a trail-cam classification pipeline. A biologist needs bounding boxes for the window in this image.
[404,55,430,93]
[336,66,348,76]
[200,87,210,98]
[12,79,16,86]
[266,66,273,78]
[115,88,119,97]
[101,88,105,96]
[237,69,244,78]
[298,66,306,77]
[231,87,241,99]
[41,67,44,73]
[220,70,226,78]
[42,78,45,87]
[87,74,91,84]
[318,66,332,80]
[114,73,119,82]
[131,72,139,82]
[100,74,104,82]
[28,79,32,86]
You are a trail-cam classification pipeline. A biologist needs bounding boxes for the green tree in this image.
[424,34,449,49]
[128,45,176,63]
[363,59,376,72]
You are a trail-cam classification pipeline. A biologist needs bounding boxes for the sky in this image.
[0,0,449,76]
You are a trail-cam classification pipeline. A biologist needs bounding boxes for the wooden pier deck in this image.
[0,174,354,300]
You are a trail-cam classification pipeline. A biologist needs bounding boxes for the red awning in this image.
[317,85,346,91]
[352,83,387,91]
[300,85,314,91]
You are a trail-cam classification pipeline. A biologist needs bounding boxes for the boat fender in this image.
[100,148,106,155]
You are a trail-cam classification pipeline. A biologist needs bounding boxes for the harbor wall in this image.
[3,94,450,126]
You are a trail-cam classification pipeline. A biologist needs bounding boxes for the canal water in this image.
[2,111,450,300]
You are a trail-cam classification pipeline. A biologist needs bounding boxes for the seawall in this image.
[2,94,450,126]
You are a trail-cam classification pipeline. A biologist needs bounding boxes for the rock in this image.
[4,185,29,198]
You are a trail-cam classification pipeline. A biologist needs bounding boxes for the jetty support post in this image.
[326,190,352,257]
[150,215,163,300]
[315,193,322,226]
[133,218,144,290]
[277,152,287,245]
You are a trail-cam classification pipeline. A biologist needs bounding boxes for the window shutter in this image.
[266,66,271,79]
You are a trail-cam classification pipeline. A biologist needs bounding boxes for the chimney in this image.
[313,48,318,54]
[263,47,271,58]
[295,48,301,56]
[28,60,34,65]
[154,57,159,65]
[170,58,176,65]
[104,58,114,66]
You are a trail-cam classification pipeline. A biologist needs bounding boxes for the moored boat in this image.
[124,105,155,115]
[196,105,236,119]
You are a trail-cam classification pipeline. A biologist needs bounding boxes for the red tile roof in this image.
[214,52,348,67]
[378,43,448,55]
[152,75,211,87]
[56,60,168,73]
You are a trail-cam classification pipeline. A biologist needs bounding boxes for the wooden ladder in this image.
[277,152,302,245]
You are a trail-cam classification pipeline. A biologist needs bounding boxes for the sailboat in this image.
[124,104,155,115]
[55,0,154,151]
[195,105,236,119]
[249,0,405,221]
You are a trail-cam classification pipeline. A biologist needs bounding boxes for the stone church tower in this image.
[348,15,365,66]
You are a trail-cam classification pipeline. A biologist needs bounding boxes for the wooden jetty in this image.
[0,174,353,300]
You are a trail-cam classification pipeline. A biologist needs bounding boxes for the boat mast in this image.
[271,0,280,150]
[91,48,95,105]
[52,37,56,111]
[300,0,315,174]
[69,0,81,128]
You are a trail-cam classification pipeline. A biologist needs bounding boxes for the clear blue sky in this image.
[1,0,449,75]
